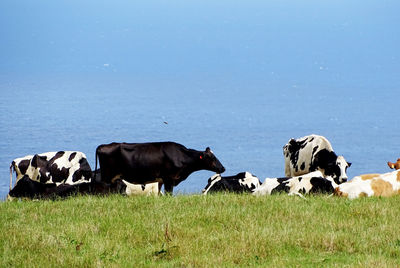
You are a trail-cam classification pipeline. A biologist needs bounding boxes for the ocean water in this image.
[1,1,399,199]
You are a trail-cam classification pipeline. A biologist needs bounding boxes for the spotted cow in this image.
[253,171,337,197]
[202,172,261,195]
[7,175,161,200]
[92,169,162,196]
[283,134,351,184]
[334,170,400,199]
[9,151,92,189]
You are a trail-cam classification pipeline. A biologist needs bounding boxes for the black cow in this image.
[202,172,261,194]
[95,142,225,194]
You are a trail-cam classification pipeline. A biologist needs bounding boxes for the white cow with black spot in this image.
[283,134,351,184]
[9,151,92,189]
[202,172,261,195]
[253,171,337,197]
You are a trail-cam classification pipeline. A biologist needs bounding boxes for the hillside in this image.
[1,194,399,267]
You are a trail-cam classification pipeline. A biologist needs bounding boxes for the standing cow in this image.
[283,134,351,184]
[9,151,92,189]
[95,142,225,194]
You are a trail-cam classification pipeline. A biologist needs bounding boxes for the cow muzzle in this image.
[218,166,226,173]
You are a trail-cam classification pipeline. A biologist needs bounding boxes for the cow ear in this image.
[347,162,352,167]
[205,147,211,153]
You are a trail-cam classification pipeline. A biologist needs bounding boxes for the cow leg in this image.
[284,160,291,177]
[158,182,163,195]
[164,181,174,195]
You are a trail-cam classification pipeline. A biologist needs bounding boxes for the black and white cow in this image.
[7,175,128,200]
[9,151,92,189]
[95,142,225,194]
[8,175,91,200]
[202,172,261,195]
[92,169,162,196]
[283,134,351,184]
[253,171,337,197]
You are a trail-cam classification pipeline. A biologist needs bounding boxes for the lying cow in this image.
[92,169,162,196]
[387,158,400,170]
[8,175,93,200]
[95,142,225,194]
[334,170,400,199]
[7,175,160,200]
[253,171,337,197]
[9,151,92,189]
[283,134,351,184]
[202,172,261,195]
[122,180,161,196]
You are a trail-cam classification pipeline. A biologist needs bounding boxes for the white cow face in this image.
[335,156,351,183]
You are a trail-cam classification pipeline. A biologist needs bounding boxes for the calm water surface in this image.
[1,1,399,199]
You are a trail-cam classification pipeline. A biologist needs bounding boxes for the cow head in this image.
[313,150,351,184]
[387,158,400,170]
[200,147,225,174]
[324,156,351,184]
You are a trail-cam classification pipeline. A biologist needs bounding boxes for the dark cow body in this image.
[283,135,351,184]
[202,172,261,194]
[8,175,127,200]
[95,142,225,193]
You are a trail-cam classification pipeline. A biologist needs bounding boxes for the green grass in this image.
[1,193,400,267]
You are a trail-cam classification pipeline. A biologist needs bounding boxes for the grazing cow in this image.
[387,158,400,170]
[202,172,261,195]
[253,171,337,197]
[283,134,351,184]
[334,170,400,199]
[95,142,225,194]
[9,151,92,189]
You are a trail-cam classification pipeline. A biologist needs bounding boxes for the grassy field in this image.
[1,193,400,267]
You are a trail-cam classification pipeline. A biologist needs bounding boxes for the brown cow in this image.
[387,158,400,170]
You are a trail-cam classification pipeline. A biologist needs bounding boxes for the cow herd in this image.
[6,135,400,200]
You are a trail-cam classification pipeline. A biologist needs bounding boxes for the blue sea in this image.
[1,1,399,199]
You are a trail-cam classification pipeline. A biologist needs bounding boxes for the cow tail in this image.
[9,162,14,191]
[94,147,98,183]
